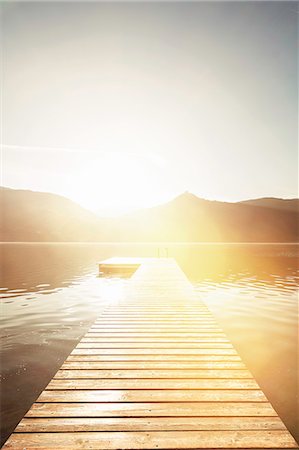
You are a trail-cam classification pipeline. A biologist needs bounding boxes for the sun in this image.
[68,152,167,216]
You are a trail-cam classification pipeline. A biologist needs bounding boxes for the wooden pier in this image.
[3,258,298,449]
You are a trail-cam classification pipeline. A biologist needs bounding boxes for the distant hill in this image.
[0,187,298,242]
[0,187,101,241]
[241,197,299,213]
[111,192,299,242]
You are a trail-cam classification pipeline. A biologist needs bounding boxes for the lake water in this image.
[0,243,298,446]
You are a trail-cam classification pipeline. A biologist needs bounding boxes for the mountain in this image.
[110,192,299,242]
[241,197,299,213]
[0,187,298,242]
[0,187,101,241]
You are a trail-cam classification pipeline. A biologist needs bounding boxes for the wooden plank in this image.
[96,314,215,318]
[77,342,233,348]
[4,430,298,449]
[98,319,215,322]
[25,402,277,417]
[102,306,210,309]
[89,328,223,333]
[106,303,209,306]
[55,369,252,379]
[62,361,246,369]
[99,309,212,312]
[66,354,243,362]
[37,389,266,403]
[16,417,287,433]
[93,323,219,327]
[99,318,217,323]
[99,310,212,313]
[84,331,230,342]
[98,313,213,315]
[71,348,238,355]
[91,325,221,329]
[46,378,260,390]
[81,337,230,342]
[92,320,219,329]
[96,304,211,307]
[100,313,212,317]
[86,330,224,335]
[105,309,210,312]
[95,319,217,323]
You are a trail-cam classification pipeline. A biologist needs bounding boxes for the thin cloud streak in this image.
[2,144,104,153]
[2,144,167,167]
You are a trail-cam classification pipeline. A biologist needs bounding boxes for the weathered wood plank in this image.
[25,402,277,417]
[88,329,223,334]
[104,310,210,313]
[77,342,233,348]
[71,348,238,355]
[46,378,260,390]
[86,330,224,335]
[4,430,298,449]
[91,325,221,329]
[66,354,242,362]
[99,319,214,322]
[37,389,266,403]
[96,315,215,318]
[98,311,212,314]
[16,417,286,433]
[100,313,212,317]
[105,304,209,307]
[62,361,246,369]
[93,320,218,324]
[94,322,219,327]
[102,307,210,310]
[54,369,252,379]
[82,337,230,342]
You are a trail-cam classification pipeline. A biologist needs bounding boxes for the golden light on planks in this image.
[3,258,298,450]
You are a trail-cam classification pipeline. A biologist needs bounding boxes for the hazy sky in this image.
[2,1,298,214]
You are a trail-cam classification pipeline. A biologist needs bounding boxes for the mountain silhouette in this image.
[1,187,298,242]
[0,187,100,242]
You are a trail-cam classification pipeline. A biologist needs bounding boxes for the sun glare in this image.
[68,152,167,216]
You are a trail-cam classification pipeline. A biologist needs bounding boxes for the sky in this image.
[1,1,298,215]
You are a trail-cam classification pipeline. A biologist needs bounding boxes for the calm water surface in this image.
[0,243,298,445]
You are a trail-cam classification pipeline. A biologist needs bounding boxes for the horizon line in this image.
[1,241,298,245]
[1,184,298,214]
